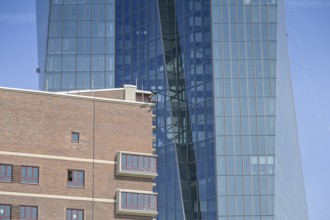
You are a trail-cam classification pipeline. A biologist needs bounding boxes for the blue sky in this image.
[0,0,329,219]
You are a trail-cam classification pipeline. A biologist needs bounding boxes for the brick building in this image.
[0,85,157,220]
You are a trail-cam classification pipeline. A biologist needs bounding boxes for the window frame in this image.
[66,208,84,220]
[0,164,12,182]
[71,132,80,143]
[121,154,157,173]
[121,192,157,211]
[67,169,85,188]
[0,204,11,220]
[21,166,39,184]
[20,206,38,220]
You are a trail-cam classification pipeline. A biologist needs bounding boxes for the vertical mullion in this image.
[31,167,34,181]
[7,165,10,177]
[73,210,76,220]
[76,171,79,185]
[137,155,140,170]
[73,171,76,185]
[126,192,128,208]
[23,167,26,180]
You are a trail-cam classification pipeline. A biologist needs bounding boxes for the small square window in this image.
[68,170,84,187]
[71,132,80,143]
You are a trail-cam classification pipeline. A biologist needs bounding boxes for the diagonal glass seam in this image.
[157,0,202,219]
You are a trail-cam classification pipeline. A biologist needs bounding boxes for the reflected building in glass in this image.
[36,0,309,219]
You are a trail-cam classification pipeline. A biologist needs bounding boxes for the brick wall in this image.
[0,88,155,220]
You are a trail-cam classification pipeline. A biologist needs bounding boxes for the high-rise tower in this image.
[36,0,309,219]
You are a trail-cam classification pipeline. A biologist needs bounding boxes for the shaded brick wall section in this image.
[0,90,94,158]
[75,89,125,100]
[94,101,153,159]
[68,88,154,103]
[136,92,154,103]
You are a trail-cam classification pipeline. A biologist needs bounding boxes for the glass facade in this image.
[37,0,115,91]
[36,0,51,90]
[273,1,308,219]
[36,0,308,219]
[211,0,277,219]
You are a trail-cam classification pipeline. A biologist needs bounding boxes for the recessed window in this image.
[0,204,11,220]
[0,164,12,182]
[71,132,80,143]
[121,192,157,212]
[68,170,84,187]
[66,209,84,220]
[21,166,39,184]
[121,154,156,173]
[20,206,38,220]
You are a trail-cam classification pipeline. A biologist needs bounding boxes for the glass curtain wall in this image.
[273,0,308,219]
[36,0,51,90]
[115,0,215,219]
[36,0,309,219]
[211,0,277,219]
[115,1,185,219]
[45,0,115,91]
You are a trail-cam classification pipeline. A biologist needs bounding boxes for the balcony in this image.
[116,151,158,179]
[116,189,158,217]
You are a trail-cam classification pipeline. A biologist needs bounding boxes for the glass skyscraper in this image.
[36,0,309,219]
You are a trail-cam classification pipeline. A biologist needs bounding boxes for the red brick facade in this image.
[0,86,156,220]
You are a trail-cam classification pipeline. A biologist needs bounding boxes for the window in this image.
[66,209,84,220]
[0,164,12,182]
[0,204,11,220]
[267,156,275,174]
[21,166,39,184]
[68,170,84,187]
[71,132,79,143]
[117,152,157,178]
[20,206,38,220]
[121,154,156,173]
[121,192,157,212]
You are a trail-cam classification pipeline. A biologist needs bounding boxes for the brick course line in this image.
[0,191,115,203]
[0,151,116,165]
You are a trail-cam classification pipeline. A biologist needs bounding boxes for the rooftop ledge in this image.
[0,86,154,107]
